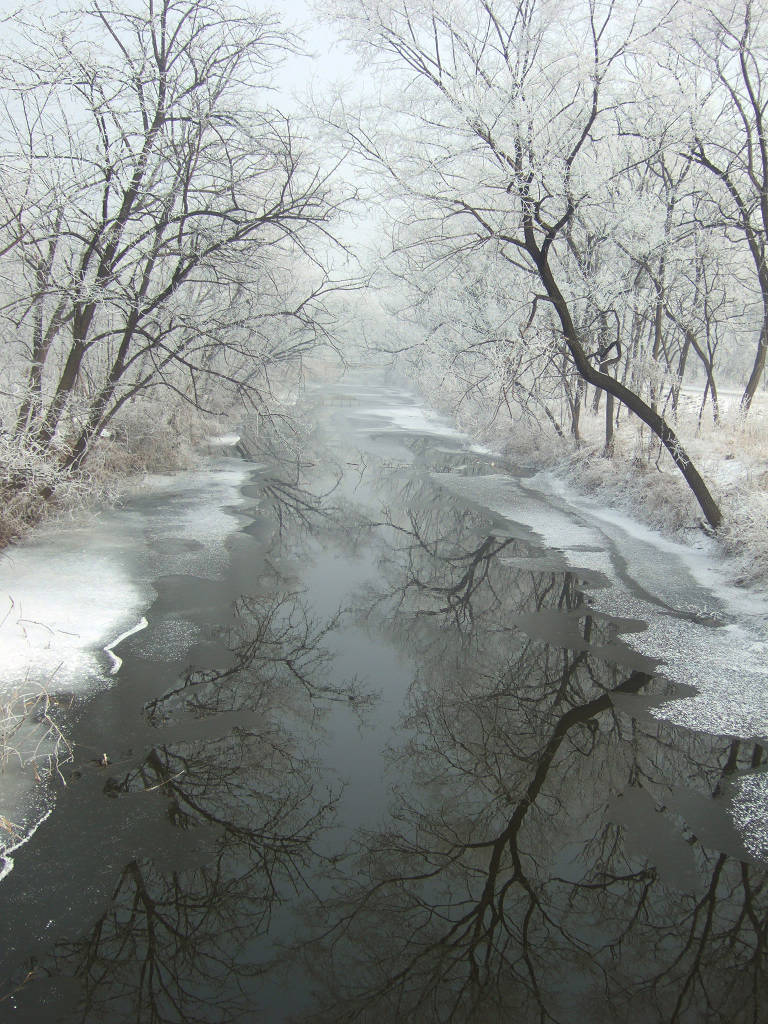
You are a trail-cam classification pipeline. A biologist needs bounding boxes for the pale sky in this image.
[273,0,361,108]
[0,0,361,102]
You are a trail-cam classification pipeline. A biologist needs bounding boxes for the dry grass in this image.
[0,432,100,548]
[0,682,74,786]
[87,399,225,476]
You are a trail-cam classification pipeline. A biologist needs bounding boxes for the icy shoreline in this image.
[0,458,251,880]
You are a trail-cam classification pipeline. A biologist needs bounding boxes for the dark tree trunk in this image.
[741,315,767,412]
[525,228,722,528]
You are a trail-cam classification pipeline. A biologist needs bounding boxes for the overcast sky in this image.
[259,0,362,108]
[0,0,362,103]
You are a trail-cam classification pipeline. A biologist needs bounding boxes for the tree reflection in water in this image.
[296,497,768,1024]
[24,586,360,1023]
[4,425,767,1024]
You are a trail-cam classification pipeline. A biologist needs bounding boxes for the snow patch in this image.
[103,617,149,675]
[531,470,768,620]
[207,433,241,447]
[432,466,768,741]
[432,472,608,554]
[731,773,768,861]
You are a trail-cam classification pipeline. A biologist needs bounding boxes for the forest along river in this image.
[0,373,767,1023]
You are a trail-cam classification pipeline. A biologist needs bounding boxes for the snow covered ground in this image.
[433,468,768,732]
[0,463,249,698]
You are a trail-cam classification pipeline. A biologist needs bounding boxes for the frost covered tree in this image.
[671,0,768,412]
[0,0,347,468]
[326,0,723,527]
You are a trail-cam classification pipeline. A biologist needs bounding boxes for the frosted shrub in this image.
[0,432,94,546]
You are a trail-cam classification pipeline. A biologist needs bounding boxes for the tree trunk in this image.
[35,338,88,445]
[527,234,722,528]
[671,334,690,416]
[741,315,767,412]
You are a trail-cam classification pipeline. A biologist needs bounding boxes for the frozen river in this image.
[1,374,766,1023]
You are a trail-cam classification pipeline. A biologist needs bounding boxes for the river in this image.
[0,373,766,1023]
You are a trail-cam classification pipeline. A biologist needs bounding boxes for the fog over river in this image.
[1,374,766,1023]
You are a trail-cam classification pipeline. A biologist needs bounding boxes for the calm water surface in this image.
[1,376,766,1023]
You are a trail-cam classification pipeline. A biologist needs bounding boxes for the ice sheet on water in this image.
[0,461,250,879]
[131,617,201,661]
[596,589,768,739]
[119,464,251,579]
[0,547,151,697]
[731,772,768,861]
[432,472,607,553]
[206,433,241,446]
[433,457,768,858]
[0,463,249,701]
[432,467,768,740]
[531,470,768,620]
[360,404,468,439]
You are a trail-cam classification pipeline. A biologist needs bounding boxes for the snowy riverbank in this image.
[417,379,768,592]
[361,380,768,859]
[0,457,251,880]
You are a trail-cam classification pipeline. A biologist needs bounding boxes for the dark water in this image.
[1,379,766,1023]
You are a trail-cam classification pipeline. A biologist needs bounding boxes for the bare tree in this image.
[674,0,768,411]
[0,0,349,468]
[327,0,723,527]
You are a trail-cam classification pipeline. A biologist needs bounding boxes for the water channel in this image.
[0,374,767,1022]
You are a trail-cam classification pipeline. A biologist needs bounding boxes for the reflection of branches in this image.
[27,587,365,1022]
[40,710,339,1023]
[294,494,767,1024]
[261,475,340,534]
[240,412,344,535]
[50,752,334,1024]
[379,509,516,625]
[146,591,369,721]
[300,669,653,1023]
[58,857,261,1024]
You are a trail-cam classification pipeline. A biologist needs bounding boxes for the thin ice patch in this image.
[0,807,53,884]
[730,773,768,861]
[580,581,768,739]
[207,433,241,446]
[103,617,149,674]
[0,556,151,698]
[432,472,605,553]
[362,405,467,439]
[532,469,768,621]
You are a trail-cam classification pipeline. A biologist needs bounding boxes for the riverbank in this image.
[422,381,768,590]
[0,402,239,550]
[0,454,253,880]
